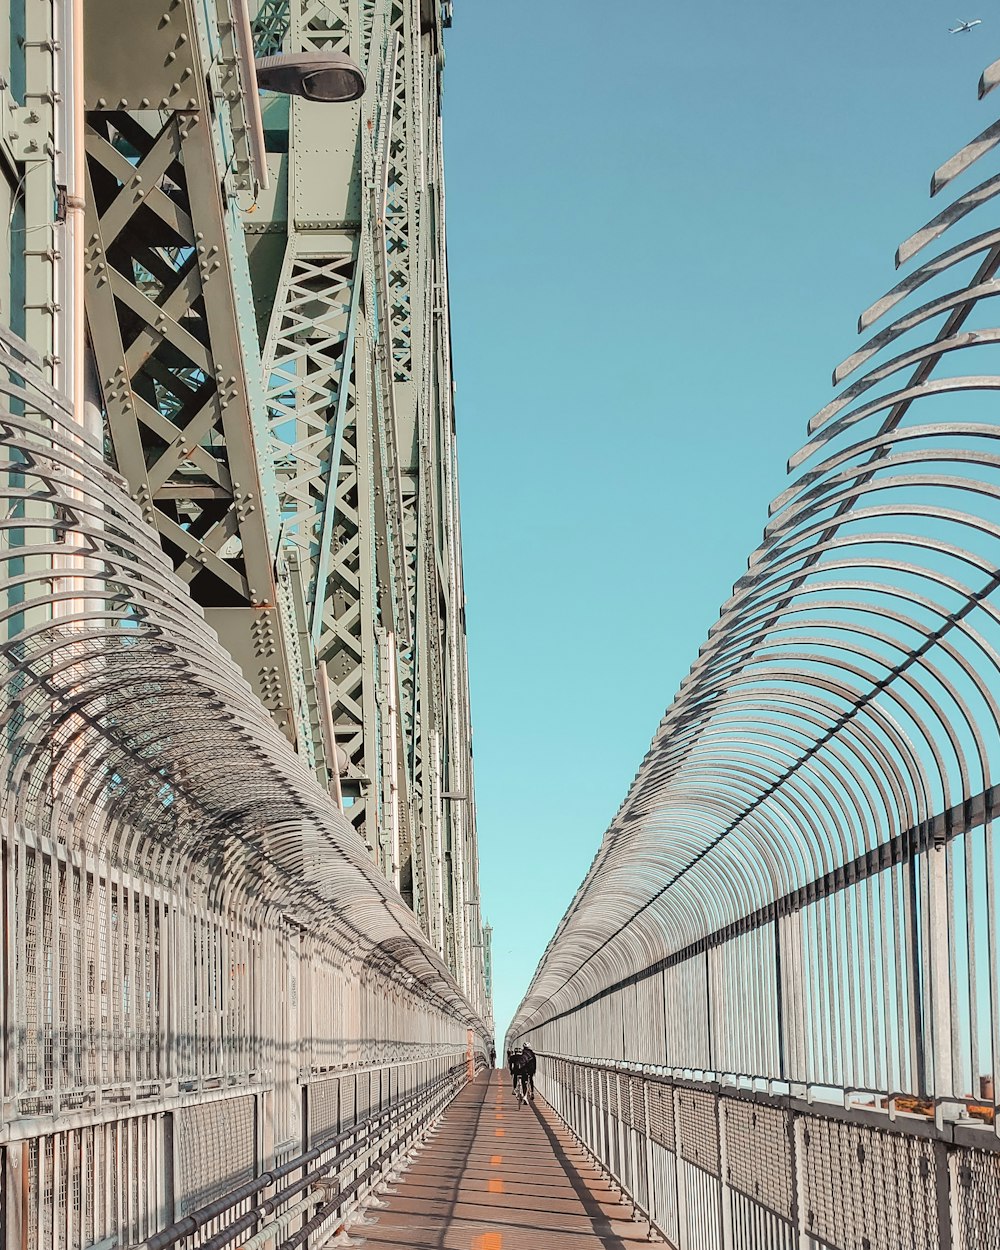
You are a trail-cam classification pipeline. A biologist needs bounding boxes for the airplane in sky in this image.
[950,19,982,32]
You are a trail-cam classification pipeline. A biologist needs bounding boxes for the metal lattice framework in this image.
[249,0,482,994]
[510,51,1000,1250]
[71,0,486,1004]
[82,0,309,748]
[0,2,491,1242]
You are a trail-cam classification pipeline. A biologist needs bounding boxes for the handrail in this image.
[146,1065,461,1249]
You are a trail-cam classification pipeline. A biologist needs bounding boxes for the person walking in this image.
[489,1043,496,1069]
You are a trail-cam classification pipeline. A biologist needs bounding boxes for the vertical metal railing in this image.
[0,329,490,1247]
[535,1054,995,1250]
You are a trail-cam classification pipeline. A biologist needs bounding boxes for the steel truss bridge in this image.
[2,1,1000,1248]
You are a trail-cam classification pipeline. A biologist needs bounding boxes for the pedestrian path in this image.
[354,1069,656,1249]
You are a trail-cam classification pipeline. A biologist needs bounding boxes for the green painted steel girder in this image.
[82,0,315,757]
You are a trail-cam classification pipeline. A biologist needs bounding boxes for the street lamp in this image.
[255,51,366,102]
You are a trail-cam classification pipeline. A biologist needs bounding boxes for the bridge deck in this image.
[355,1070,655,1249]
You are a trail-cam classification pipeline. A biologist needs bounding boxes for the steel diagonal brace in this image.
[85,122,190,249]
[84,109,299,733]
[310,259,363,651]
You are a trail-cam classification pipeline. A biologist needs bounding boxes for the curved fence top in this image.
[0,327,482,1026]
[511,59,1000,1048]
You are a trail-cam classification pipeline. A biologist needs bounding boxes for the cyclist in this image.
[507,1046,519,1094]
[517,1044,536,1103]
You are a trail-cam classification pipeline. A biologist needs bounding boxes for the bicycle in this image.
[514,1073,533,1107]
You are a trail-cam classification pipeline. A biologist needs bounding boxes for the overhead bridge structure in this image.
[507,51,1000,1250]
[0,0,492,1247]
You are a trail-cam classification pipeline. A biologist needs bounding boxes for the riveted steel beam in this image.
[82,0,313,750]
[251,0,484,1010]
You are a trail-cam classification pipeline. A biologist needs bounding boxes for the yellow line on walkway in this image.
[488,1178,504,1194]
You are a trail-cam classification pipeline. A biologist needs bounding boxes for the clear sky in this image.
[441,1,994,1045]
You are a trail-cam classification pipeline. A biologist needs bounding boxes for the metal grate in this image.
[341,1075,357,1128]
[606,1071,619,1120]
[620,1075,634,1128]
[647,1080,675,1149]
[630,1077,647,1135]
[798,1116,939,1250]
[356,1070,371,1125]
[677,1088,720,1175]
[310,1077,340,1141]
[175,1097,256,1216]
[954,1146,1000,1250]
[723,1098,794,1218]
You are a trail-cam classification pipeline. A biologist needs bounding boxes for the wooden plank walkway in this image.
[351,1069,657,1249]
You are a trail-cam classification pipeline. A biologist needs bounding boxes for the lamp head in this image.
[255,51,366,102]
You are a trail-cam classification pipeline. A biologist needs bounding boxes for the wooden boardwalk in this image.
[352,1070,656,1249]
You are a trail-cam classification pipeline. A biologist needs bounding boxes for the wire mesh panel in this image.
[631,1076,647,1136]
[722,1098,794,1219]
[356,1069,372,1125]
[174,1097,256,1216]
[677,1088,721,1176]
[798,1116,941,1250]
[648,1079,675,1149]
[724,1099,796,1250]
[953,1146,1000,1250]
[310,1076,340,1142]
[341,1074,357,1128]
[620,1074,635,1128]
[606,1069,619,1121]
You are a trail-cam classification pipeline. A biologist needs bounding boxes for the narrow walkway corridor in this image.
[357,1070,655,1249]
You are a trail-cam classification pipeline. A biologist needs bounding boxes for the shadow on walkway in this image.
[356,1071,655,1249]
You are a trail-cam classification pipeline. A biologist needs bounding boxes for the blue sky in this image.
[441,1,995,1044]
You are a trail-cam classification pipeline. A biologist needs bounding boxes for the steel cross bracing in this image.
[81,0,310,753]
[509,53,1000,1250]
[69,0,483,997]
[247,0,483,996]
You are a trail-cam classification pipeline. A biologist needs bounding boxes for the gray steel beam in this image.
[82,0,312,752]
